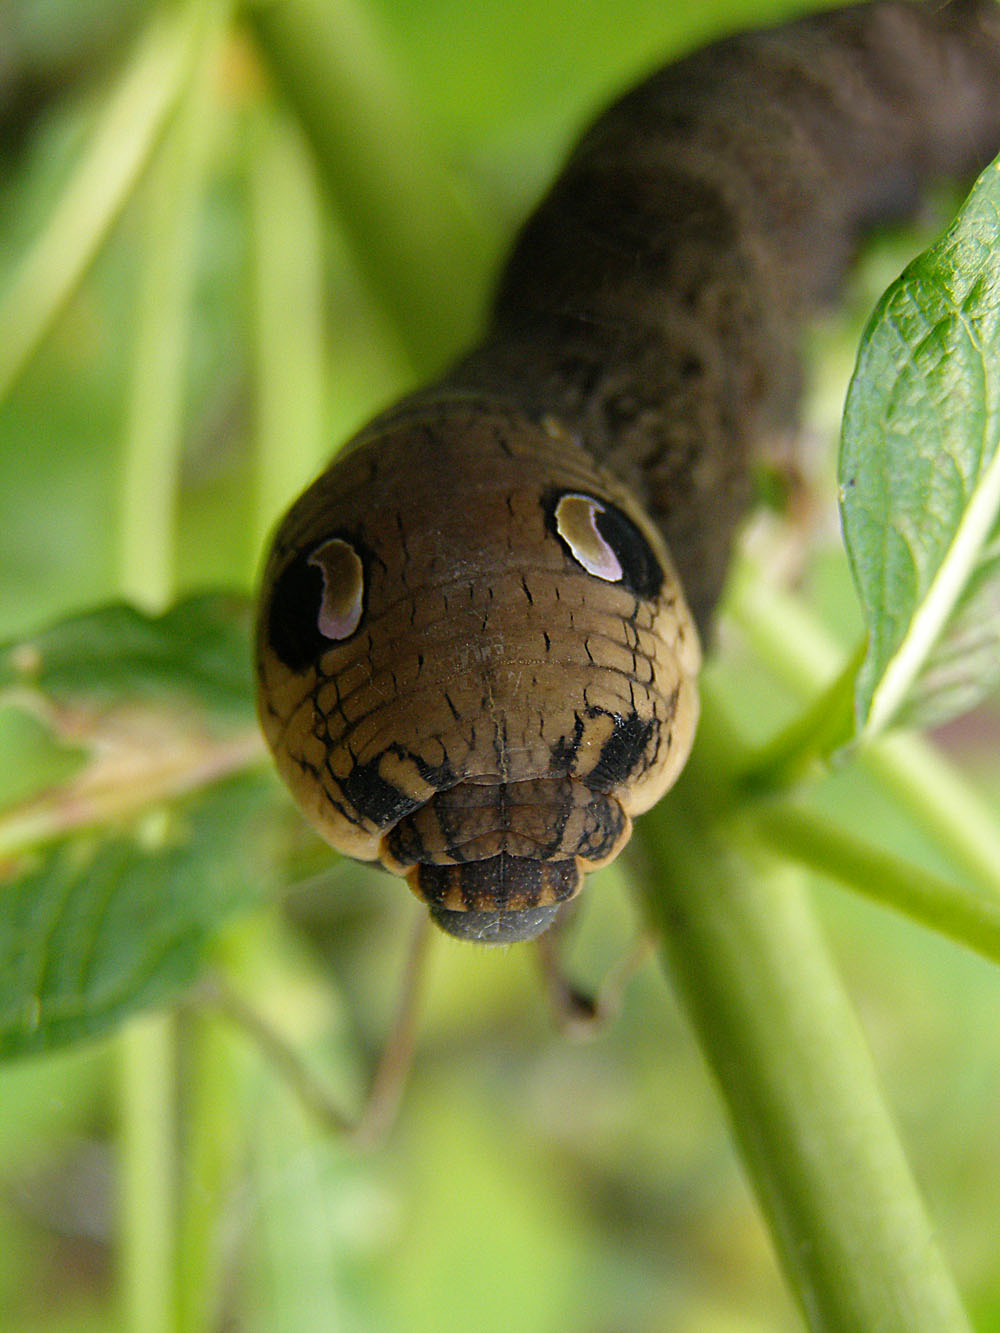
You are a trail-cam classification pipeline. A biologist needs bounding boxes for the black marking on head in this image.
[583,711,656,792]
[550,710,585,775]
[429,902,562,944]
[384,815,425,869]
[340,756,422,828]
[544,491,663,600]
[390,778,624,871]
[405,747,456,792]
[575,794,627,861]
[267,553,328,673]
[339,744,455,832]
[267,532,370,673]
[591,503,663,599]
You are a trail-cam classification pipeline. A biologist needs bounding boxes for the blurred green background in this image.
[3,0,1000,1330]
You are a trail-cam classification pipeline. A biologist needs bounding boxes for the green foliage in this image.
[2,1,1000,1331]
[0,773,279,1059]
[0,593,256,725]
[841,159,1000,736]
[0,595,277,1058]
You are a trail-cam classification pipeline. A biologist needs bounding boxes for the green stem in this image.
[0,6,206,402]
[726,558,1000,900]
[753,801,1000,966]
[120,1014,177,1333]
[116,7,225,1331]
[865,732,1000,900]
[640,773,972,1332]
[174,968,245,1333]
[248,102,327,544]
[736,642,862,793]
[245,0,496,373]
[726,555,849,690]
[119,7,221,608]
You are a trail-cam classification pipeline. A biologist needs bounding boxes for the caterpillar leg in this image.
[186,911,431,1151]
[536,917,657,1039]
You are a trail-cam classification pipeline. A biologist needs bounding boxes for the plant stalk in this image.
[245,0,496,373]
[753,801,1000,966]
[0,7,206,402]
[248,103,327,543]
[727,560,1000,900]
[640,765,972,1332]
[116,5,225,1330]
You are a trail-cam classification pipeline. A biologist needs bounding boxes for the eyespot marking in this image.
[554,493,623,581]
[266,536,365,672]
[551,493,664,599]
[308,537,364,640]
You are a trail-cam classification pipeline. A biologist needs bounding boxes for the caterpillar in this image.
[256,0,1000,944]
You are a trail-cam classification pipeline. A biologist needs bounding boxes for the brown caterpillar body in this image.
[257,1,1000,943]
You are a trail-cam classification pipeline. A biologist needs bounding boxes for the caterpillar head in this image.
[256,400,700,943]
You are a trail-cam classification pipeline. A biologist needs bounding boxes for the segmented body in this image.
[257,1,1000,943]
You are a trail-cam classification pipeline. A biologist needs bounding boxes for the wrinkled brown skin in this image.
[258,1,1000,944]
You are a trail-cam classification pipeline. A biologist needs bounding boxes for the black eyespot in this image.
[591,502,663,599]
[267,535,366,673]
[267,552,327,673]
[548,492,663,600]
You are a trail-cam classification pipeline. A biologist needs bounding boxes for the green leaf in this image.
[0,706,87,810]
[0,591,316,1058]
[0,772,284,1060]
[840,157,1000,736]
[0,592,266,858]
[0,591,256,724]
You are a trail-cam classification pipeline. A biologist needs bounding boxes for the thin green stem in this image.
[736,641,863,793]
[753,801,1000,966]
[726,557,1000,901]
[865,732,1000,900]
[174,976,245,1333]
[0,6,206,402]
[119,1014,177,1333]
[246,0,496,373]
[119,8,221,608]
[115,7,225,1332]
[248,103,327,546]
[726,555,849,690]
[640,772,972,1332]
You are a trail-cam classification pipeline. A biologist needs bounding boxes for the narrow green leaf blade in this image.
[840,158,1000,736]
